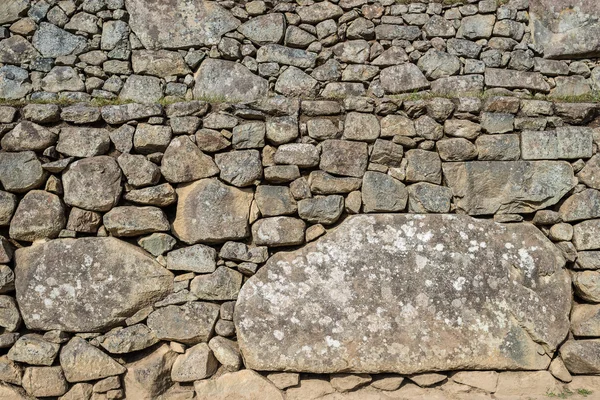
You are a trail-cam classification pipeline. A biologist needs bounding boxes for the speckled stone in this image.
[235,214,570,374]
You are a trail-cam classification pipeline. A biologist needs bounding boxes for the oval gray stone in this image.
[235,214,571,374]
[15,237,173,332]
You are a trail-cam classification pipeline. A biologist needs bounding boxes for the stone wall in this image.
[1,0,600,399]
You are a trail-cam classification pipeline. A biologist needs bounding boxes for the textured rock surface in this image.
[194,59,268,103]
[236,214,570,373]
[15,238,173,332]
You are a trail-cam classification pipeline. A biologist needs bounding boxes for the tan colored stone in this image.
[194,369,284,400]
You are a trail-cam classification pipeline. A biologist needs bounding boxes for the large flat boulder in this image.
[530,0,600,59]
[443,161,576,215]
[125,0,239,49]
[235,214,571,374]
[15,238,173,332]
[193,59,268,103]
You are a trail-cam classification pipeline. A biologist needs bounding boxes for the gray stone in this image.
[551,76,592,98]
[0,66,31,100]
[132,50,191,78]
[574,220,600,250]
[308,171,361,195]
[64,11,98,34]
[173,179,253,244]
[380,64,429,94]
[2,121,57,152]
[576,251,600,270]
[167,245,216,274]
[118,153,160,188]
[195,370,284,400]
[375,24,422,41]
[232,122,265,150]
[123,344,177,400]
[8,335,59,366]
[209,336,242,371]
[415,115,443,140]
[124,184,177,207]
[560,340,600,374]
[274,143,320,168]
[133,123,172,154]
[9,191,65,242]
[0,383,31,400]
[559,189,600,222]
[343,112,380,142]
[476,134,521,161]
[57,127,110,158]
[100,324,159,354]
[101,20,129,51]
[0,192,15,227]
[60,337,126,382]
[60,105,101,124]
[22,366,68,397]
[443,161,576,215]
[235,214,570,373]
[275,66,318,97]
[362,172,407,213]
[457,14,496,39]
[252,217,305,247]
[405,149,442,184]
[266,116,299,146]
[171,343,218,382]
[196,129,231,152]
[190,266,243,301]
[238,14,286,45]
[0,356,23,386]
[320,139,368,178]
[285,25,317,48]
[436,138,478,161]
[573,270,600,302]
[63,156,122,212]
[138,233,176,257]
[147,302,219,344]
[215,150,262,187]
[120,75,163,104]
[32,23,86,58]
[126,0,239,49]
[424,15,456,38]
[578,154,600,190]
[41,66,84,93]
[220,242,268,264]
[298,195,344,225]
[161,136,219,184]
[103,206,169,237]
[431,75,484,96]
[297,2,343,23]
[417,49,461,79]
[194,59,268,103]
[0,35,40,65]
[0,151,46,193]
[485,68,550,92]
[332,40,370,64]
[381,115,416,137]
[408,183,453,213]
[522,127,593,160]
[530,0,600,59]
[101,103,163,125]
[15,237,173,332]
[571,304,600,337]
[256,185,297,217]
[447,38,483,58]
[0,0,29,25]
[481,112,514,134]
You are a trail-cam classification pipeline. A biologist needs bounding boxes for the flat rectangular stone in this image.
[484,68,550,93]
[522,127,593,160]
[443,161,576,215]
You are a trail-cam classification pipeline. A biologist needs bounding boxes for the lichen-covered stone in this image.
[1,122,57,152]
[236,214,570,373]
[9,191,65,242]
[15,238,173,332]
[0,151,46,193]
[194,59,268,103]
[146,302,219,345]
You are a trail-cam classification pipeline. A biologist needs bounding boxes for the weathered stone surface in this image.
[147,302,219,345]
[209,336,242,371]
[431,75,484,96]
[32,23,86,58]
[15,238,173,332]
[166,245,216,274]
[173,179,253,244]
[362,172,407,213]
[0,66,31,100]
[22,366,68,397]
[0,0,29,25]
[256,185,297,217]
[132,50,190,78]
[57,127,110,158]
[457,14,495,39]
[573,271,600,302]
[0,355,23,386]
[161,136,219,184]
[100,324,159,354]
[560,340,600,374]
[530,0,600,59]
[103,206,169,237]
[571,303,600,337]
[123,344,177,400]
[274,143,320,168]
[2,122,57,152]
[101,103,163,125]
[408,183,453,214]
[171,343,218,382]
[578,154,600,190]
[126,0,239,49]
[297,2,343,24]
[236,214,570,373]
[120,75,163,104]
[485,68,550,92]
[522,127,593,160]
[0,151,46,193]
[298,196,344,225]
[380,64,429,94]
[118,153,161,188]
[443,161,576,215]
[190,266,243,301]
[63,156,122,212]
[574,220,600,250]
[320,140,368,178]
[8,335,59,366]
[252,217,306,247]
[560,189,600,222]
[215,150,262,187]
[194,59,268,103]
[238,14,285,45]
[41,67,85,93]
[194,369,284,400]
[60,337,126,382]
[9,191,65,242]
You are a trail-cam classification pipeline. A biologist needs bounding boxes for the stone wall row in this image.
[0,94,599,398]
[0,0,600,103]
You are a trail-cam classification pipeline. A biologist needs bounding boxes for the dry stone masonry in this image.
[1,0,600,399]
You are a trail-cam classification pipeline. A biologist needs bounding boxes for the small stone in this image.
[146,302,219,345]
[219,242,268,264]
[415,115,443,140]
[560,340,600,374]
[138,233,176,257]
[57,127,110,158]
[0,356,23,386]
[120,75,163,104]
[560,190,600,222]
[252,217,305,247]
[0,65,31,100]
[103,206,169,237]
[330,374,372,392]
[264,165,300,183]
[22,366,68,397]
[195,129,231,152]
[409,373,447,387]
[100,325,159,354]
[380,63,429,94]
[166,245,216,274]
[208,336,242,371]
[194,59,267,103]
[232,122,265,150]
[549,357,572,383]
[457,14,495,39]
[171,343,218,382]
[267,372,300,390]
[124,184,177,207]
[274,143,320,168]
[405,150,442,184]
[361,171,407,213]
[190,267,243,301]
[63,156,122,212]
[41,66,84,92]
[578,155,600,190]
[408,183,452,213]
[309,171,362,195]
[123,344,177,400]
[0,151,46,193]
[9,190,65,242]
[8,334,59,366]
[132,50,190,78]
[2,121,57,152]
[298,195,344,225]
[343,112,380,142]
[134,124,172,154]
[93,376,121,393]
[60,337,126,382]
[371,375,404,391]
[320,140,368,177]
[451,371,498,393]
[118,153,160,188]
[574,220,600,250]
[476,134,520,161]
[215,150,262,187]
[436,138,478,161]
[32,22,86,57]
[195,370,284,400]
[161,136,219,184]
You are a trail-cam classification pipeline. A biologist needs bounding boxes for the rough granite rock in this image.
[443,161,576,215]
[173,178,253,244]
[123,344,177,400]
[235,214,570,373]
[9,191,65,242]
[126,0,239,49]
[15,238,173,332]
[146,302,219,345]
[194,369,284,400]
[0,151,46,193]
[60,337,126,382]
[1,121,57,152]
[380,64,430,94]
[194,59,268,103]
